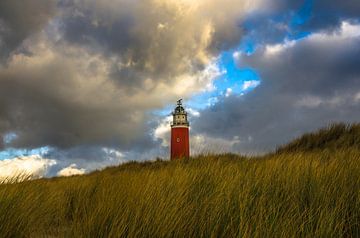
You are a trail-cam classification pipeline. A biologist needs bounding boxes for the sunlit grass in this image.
[0,124,359,237]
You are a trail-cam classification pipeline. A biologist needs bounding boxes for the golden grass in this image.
[0,149,359,237]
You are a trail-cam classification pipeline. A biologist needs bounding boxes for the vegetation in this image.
[0,124,359,237]
[277,123,360,152]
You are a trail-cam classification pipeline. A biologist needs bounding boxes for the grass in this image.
[0,124,360,237]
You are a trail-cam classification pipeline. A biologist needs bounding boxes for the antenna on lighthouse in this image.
[177,99,182,105]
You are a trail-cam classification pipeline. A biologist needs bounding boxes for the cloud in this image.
[272,0,360,27]
[0,134,3,150]
[58,0,264,90]
[242,80,260,91]
[44,145,128,176]
[57,164,85,177]
[225,88,233,97]
[0,38,156,150]
[191,134,240,155]
[0,0,264,153]
[0,0,56,58]
[0,155,56,181]
[303,0,360,31]
[154,116,172,147]
[240,0,360,50]
[193,21,360,154]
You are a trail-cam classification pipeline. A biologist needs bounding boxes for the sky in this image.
[0,0,360,178]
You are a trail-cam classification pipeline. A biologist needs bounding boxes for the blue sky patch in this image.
[0,146,52,161]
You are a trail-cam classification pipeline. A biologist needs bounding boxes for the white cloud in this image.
[154,115,172,147]
[207,96,219,106]
[102,147,125,161]
[232,51,242,59]
[191,134,240,155]
[296,95,347,108]
[354,92,360,102]
[242,80,260,90]
[57,164,86,177]
[341,21,360,38]
[225,88,233,97]
[265,40,296,56]
[262,21,360,58]
[310,21,360,42]
[167,59,224,98]
[0,155,56,182]
[187,108,200,117]
[264,21,360,58]
[295,96,323,108]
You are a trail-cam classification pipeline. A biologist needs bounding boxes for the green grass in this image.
[0,124,360,237]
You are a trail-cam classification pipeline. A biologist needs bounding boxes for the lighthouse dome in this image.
[174,105,185,114]
[173,99,186,115]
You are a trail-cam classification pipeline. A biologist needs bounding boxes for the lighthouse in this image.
[170,99,190,160]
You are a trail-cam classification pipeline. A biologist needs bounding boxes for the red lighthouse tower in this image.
[170,99,190,160]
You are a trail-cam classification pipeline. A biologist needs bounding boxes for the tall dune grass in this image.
[0,149,359,237]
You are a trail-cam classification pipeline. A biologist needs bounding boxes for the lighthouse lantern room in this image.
[170,99,190,160]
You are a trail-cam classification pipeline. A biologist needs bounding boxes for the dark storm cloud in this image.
[58,0,255,88]
[193,24,360,153]
[0,0,56,58]
[242,0,360,48]
[0,0,262,153]
[191,0,360,153]
[0,51,155,149]
[0,135,3,149]
[45,145,125,175]
[306,0,360,31]
[271,0,360,24]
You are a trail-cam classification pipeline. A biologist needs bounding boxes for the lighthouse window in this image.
[176,138,180,142]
